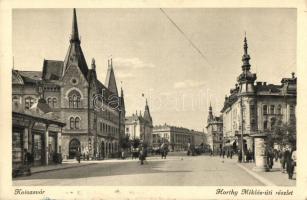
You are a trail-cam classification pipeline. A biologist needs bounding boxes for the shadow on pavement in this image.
[13,160,191,181]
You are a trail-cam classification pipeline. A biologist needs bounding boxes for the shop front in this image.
[12,111,65,174]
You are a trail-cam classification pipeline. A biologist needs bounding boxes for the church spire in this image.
[70,8,80,44]
[105,58,118,96]
[63,9,89,78]
[91,58,96,70]
[208,102,213,122]
[242,33,251,71]
[143,98,152,122]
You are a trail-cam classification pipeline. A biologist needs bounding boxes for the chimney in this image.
[263,82,267,86]
[256,82,262,86]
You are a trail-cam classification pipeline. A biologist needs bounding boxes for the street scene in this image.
[12,8,296,186]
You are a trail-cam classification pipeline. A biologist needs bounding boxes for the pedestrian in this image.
[76,148,81,163]
[139,146,145,165]
[286,146,294,179]
[227,150,230,158]
[230,150,233,159]
[279,148,286,173]
[291,147,297,178]
[222,149,225,158]
[238,149,242,163]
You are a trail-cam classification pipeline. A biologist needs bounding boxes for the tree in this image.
[268,122,296,148]
[131,138,141,149]
[120,135,131,149]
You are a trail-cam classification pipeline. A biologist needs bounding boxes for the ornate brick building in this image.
[125,99,153,147]
[12,9,125,160]
[220,36,296,153]
[206,104,223,154]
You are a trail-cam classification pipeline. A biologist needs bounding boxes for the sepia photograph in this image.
[10,8,297,188]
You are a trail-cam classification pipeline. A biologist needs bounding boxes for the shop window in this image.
[33,134,42,161]
[12,131,23,162]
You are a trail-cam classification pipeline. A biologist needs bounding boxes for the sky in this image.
[13,8,297,132]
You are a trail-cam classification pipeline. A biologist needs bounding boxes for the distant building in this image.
[125,99,153,147]
[220,36,296,152]
[206,104,223,154]
[152,124,206,151]
[12,9,125,160]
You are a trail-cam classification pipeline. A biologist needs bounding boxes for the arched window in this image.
[47,98,52,106]
[69,97,73,108]
[52,98,57,108]
[25,97,35,109]
[263,105,268,115]
[68,90,81,108]
[70,117,74,129]
[75,117,80,129]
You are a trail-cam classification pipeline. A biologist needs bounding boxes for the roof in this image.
[12,70,42,84]
[42,60,64,80]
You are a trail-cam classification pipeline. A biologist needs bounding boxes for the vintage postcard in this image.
[0,0,306,199]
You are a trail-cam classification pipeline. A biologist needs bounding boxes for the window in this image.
[12,96,19,110]
[270,105,275,114]
[263,105,268,115]
[70,117,74,129]
[68,90,81,108]
[25,97,35,109]
[251,119,256,131]
[277,105,282,115]
[52,98,57,108]
[126,127,129,132]
[75,117,80,129]
[270,118,276,130]
[47,97,57,108]
[100,122,102,132]
[264,121,268,130]
[70,117,81,129]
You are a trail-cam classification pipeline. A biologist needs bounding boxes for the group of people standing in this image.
[278,146,297,179]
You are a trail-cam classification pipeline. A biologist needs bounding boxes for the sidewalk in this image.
[29,156,181,174]
[213,155,296,186]
[239,161,296,186]
[30,162,96,174]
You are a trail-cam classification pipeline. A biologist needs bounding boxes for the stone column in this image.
[23,128,29,150]
[252,134,269,172]
[57,131,62,153]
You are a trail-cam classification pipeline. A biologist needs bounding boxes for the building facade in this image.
[206,104,223,154]
[12,9,125,160]
[220,36,297,153]
[152,124,206,151]
[125,100,153,147]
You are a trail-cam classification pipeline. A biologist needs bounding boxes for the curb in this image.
[236,163,276,186]
[31,163,97,175]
